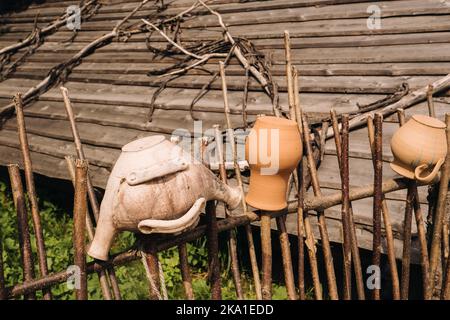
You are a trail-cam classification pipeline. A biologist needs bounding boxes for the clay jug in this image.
[245,116,302,211]
[390,114,447,184]
[88,135,241,261]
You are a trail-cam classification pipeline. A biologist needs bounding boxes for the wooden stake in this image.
[0,233,5,300]
[302,113,339,300]
[296,161,306,300]
[340,115,353,300]
[397,108,430,300]
[293,67,322,299]
[427,85,436,118]
[7,164,36,300]
[73,159,88,300]
[213,125,244,299]
[260,213,272,300]
[61,87,121,299]
[429,113,450,298]
[178,244,194,300]
[277,216,297,300]
[142,240,162,300]
[206,201,222,300]
[372,113,383,300]
[65,156,113,300]
[219,61,262,299]
[13,93,52,300]
[330,110,365,300]
[284,30,295,121]
[400,184,414,300]
[367,116,401,300]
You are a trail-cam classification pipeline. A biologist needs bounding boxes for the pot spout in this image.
[87,210,117,261]
[210,177,242,211]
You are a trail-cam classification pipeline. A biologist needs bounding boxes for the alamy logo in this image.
[170,121,281,175]
[66,265,81,290]
[367,5,382,30]
[366,265,381,290]
[66,5,81,31]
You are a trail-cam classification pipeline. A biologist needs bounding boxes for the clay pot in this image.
[88,135,241,261]
[245,116,302,211]
[390,114,447,184]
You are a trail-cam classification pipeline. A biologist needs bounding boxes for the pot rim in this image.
[412,114,446,129]
[390,160,415,179]
[255,115,298,129]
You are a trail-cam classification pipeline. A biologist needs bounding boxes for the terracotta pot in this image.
[245,116,302,211]
[390,114,447,184]
[88,135,241,261]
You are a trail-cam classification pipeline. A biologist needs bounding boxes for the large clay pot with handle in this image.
[390,114,447,184]
[245,116,302,211]
[88,135,241,261]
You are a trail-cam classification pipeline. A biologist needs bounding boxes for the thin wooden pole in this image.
[219,61,262,299]
[65,156,113,300]
[367,116,401,300]
[61,87,99,220]
[270,47,298,299]
[340,115,353,300]
[206,201,222,300]
[284,30,295,121]
[73,159,88,300]
[178,244,194,300]
[400,184,414,300]
[302,113,339,300]
[60,87,121,299]
[397,108,430,300]
[213,124,244,300]
[296,161,306,300]
[427,85,436,118]
[7,164,36,300]
[276,216,297,300]
[169,137,196,301]
[0,233,5,300]
[142,241,162,300]
[13,93,52,300]
[260,213,272,300]
[107,270,122,300]
[429,113,450,298]
[293,67,322,300]
[372,113,383,300]
[330,110,365,300]
[443,246,450,299]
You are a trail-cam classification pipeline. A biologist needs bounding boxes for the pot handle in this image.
[137,197,205,234]
[414,158,445,184]
[126,158,188,186]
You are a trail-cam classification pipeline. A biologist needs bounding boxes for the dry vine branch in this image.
[0,0,98,57]
[0,0,156,124]
[144,0,280,122]
[325,74,450,139]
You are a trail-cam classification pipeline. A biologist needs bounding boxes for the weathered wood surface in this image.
[0,0,449,259]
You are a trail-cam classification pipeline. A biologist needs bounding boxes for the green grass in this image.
[0,177,292,300]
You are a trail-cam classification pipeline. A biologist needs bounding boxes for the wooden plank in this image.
[16,61,450,77]
[23,42,450,65]
[0,144,109,187]
[2,117,158,149]
[56,73,440,94]
[183,0,450,29]
[0,80,383,116]
[32,32,450,53]
[0,128,119,168]
[17,98,255,134]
